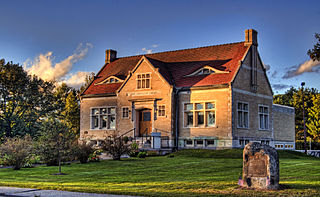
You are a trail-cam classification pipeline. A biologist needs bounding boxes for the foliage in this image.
[35,119,75,166]
[137,151,147,158]
[307,94,320,142]
[296,140,320,150]
[0,59,56,139]
[0,149,320,196]
[78,72,95,97]
[88,152,100,162]
[73,141,95,164]
[308,33,320,61]
[273,87,319,140]
[102,133,131,160]
[128,142,139,157]
[0,135,33,170]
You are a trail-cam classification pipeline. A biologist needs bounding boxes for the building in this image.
[80,29,295,150]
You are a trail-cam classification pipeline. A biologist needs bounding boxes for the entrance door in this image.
[139,109,152,136]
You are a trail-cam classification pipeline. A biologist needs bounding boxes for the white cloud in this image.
[24,43,93,89]
[61,71,92,90]
[151,44,159,48]
[283,59,320,79]
[142,47,153,54]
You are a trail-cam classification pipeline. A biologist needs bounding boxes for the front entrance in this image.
[139,109,152,136]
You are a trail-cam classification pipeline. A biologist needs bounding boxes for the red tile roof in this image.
[82,42,249,95]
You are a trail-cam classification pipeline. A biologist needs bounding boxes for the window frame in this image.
[90,106,117,130]
[121,106,130,119]
[237,101,249,129]
[258,105,269,131]
[158,105,166,117]
[136,72,151,90]
[183,101,216,128]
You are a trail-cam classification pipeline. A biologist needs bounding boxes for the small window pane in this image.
[206,103,215,109]
[207,140,215,146]
[143,112,151,121]
[110,78,114,82]
[197,112,204,125]
[101,116,107,128]
[146,79,150,88]
[137,80,141,89]
[185,103,193,111]
[146,73,150,78]
[187,112,193,126]
[207,111,215,126]
[185,140,193,145]
[196,103,203,110]
[137,75,141,79]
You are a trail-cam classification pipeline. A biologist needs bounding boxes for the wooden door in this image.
[139,109,152,136]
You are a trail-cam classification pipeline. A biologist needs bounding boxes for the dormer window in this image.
[95,76,123,85]
[185,66,229,77]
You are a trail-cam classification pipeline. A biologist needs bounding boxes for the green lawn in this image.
[0,149,319,196]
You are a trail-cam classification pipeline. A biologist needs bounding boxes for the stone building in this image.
[80,29,295,150]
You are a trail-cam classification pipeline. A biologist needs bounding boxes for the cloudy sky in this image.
[1,0,319,93]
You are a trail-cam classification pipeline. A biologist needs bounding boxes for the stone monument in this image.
[239,142,279,190]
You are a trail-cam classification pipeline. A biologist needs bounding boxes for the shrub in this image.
[73,141,95,164]
[128,142,139,157]
[0,135,33,170]
[88,152,100,162]
[102,133,131,160]
[137,151,147,158]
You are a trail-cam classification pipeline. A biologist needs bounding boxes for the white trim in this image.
[233,88,273,100]
[121,106,130,119]
[95,76,124,85]
[184,65,229,77]
[90,106,117,130]
[136,72,152,90]
[236,101,249,129]
[258,104,270,131]
[182,100,216,128]
[158,105,166,117]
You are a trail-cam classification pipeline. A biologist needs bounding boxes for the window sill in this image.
[258,129,270,131]
[183,126,216,129]
[237,127,249,130]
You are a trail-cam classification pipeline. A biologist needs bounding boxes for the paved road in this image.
[0,187,135,197]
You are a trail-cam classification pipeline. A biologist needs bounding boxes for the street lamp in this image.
[301,82,307,154]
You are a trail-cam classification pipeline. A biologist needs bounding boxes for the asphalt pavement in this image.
[0,187,135,197]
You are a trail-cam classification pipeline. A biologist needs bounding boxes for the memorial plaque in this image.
[248,154,267,177]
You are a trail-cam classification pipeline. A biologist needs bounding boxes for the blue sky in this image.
[1,0,319,93]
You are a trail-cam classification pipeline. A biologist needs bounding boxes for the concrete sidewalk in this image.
[0,187,135,197]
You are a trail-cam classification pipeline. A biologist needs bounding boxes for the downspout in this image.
[174,87,180,150]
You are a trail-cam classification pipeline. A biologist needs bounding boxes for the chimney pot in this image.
[244,29,258,46]
[105,49,117,64]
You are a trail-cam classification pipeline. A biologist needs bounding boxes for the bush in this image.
[73,141,95,164]
[0,135,33,170]
[137,151,147,158]
[102,133,131,160]
[88,152,100,162]
[128,142,139,157]
[296,140,320,150]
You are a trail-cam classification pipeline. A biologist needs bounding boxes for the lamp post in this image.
[301,82,307,154]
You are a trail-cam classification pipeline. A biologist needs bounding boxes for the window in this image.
[237,102,249,128]
[95,76,123,85]
[185,140,193,146]
[158,105,165,117]
[122,107,129,119]
[184,102,215,127]
[91,107,116,130]
[206,139,215,146]
[195,140,204,147]
[259,105,269,130]
[137,73,150,89]
[239,140,244,147]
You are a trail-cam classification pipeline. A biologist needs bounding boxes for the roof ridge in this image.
[117,41,245,60]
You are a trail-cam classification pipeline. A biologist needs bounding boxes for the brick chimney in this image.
[105,49,117,64]
[244,29,258,46]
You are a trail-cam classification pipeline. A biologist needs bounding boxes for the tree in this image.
[0,59,55,139]
[307,94,320,142]
[63,91,80,136]
[36,118,75,174]
[308,33,320,61]
[78,72,95,97]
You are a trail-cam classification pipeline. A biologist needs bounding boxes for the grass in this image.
[0,149,319,196]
